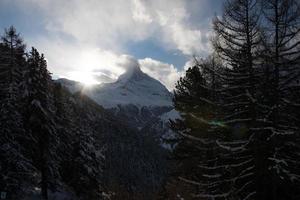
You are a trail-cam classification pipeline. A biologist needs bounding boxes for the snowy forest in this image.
[0,0,300,199]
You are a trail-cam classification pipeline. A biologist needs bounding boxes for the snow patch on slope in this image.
[158,109,181,150]
[160,109,181,122]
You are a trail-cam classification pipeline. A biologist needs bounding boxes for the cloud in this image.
[132,0,153,24]
[183,58,197,71]
[93,73,115,83]
[139,58,182,90]
[21,0,154,51]
[32,35,196,90]
[131,0,211,55]
[7,0,218,89]
[17,0,212,55]
[31,37,125,81]
[116,55,140,71]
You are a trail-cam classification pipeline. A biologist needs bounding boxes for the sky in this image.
[0,0,223,90]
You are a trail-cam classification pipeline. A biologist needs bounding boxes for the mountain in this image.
[57,64,179,148]
[85,64,173,108]
[141,109,181,150]
[33,84,168,199]
[55,67,172,197]
[58,64,172,108]
[55,78,84,93]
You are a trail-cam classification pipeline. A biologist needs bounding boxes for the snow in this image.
[86,65,172,108]
[57,65,178,151]
[158,109,181,150]
[202,173,222,178]
[58,65,173,108]
[159,109,181,122]
[56,78,84,93]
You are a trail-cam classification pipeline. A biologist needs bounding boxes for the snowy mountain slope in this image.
[141,109,181,150]
[57,64,172,108]
[53,86,167,196]
[85,64,173,108]
[159,109,181,122]
[107,104,173,129]
[57,64,178,149]
[55,78,84,93]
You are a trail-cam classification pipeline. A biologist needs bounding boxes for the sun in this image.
[69,71,99,86]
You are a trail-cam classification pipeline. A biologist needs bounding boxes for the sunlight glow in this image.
[64,48,125,86]
[69,71,99,86]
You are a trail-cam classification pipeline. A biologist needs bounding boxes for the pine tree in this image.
[52,83,74,175]
[53,84,105,199]
[170,56,226,199]
[0,27,108,199]
[24,47,58,200]
[0,26,34,198]
[69,123,103,199]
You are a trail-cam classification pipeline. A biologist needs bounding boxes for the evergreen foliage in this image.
[0,27,106,200]
[171,0,300,199]
[0,26,166,199]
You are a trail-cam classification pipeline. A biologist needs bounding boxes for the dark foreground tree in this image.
[0,27,107,199]
[24,47,58,200]
[260,0,300,198]
[0,26,35,198]
[171,0,300,199]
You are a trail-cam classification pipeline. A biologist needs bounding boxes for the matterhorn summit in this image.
[57,62,178,147]
[86,63,173,108]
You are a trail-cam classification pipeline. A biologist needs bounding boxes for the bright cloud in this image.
[23,0,210,54]
[139,58,182,91]
[3,0,220,89]
[132,0,153,24]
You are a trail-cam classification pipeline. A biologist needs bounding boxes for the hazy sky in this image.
[0,0,223,90]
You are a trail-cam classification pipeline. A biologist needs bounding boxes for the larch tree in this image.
[171,0,300,199]
[172,0,268,199]
[204,0,265,198]
[261,0,300,198]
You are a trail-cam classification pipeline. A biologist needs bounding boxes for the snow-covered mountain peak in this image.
[88,65,173,108]
[117,64,144,82]
[56,64,173,108]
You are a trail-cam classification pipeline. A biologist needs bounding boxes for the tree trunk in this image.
[40,136,48,200]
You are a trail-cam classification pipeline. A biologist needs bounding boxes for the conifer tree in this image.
[171,0,300,199]
[172,0,270,198]
[260,0,300,198]
[53,84,105,199]
[189,0,264,198]
[25,47,58,200]
[0,26,34,198]
[170,56,225,198]
[0,26,108,199]
[68,123,103,199]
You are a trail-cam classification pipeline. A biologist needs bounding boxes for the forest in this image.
[0,0,300,199]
